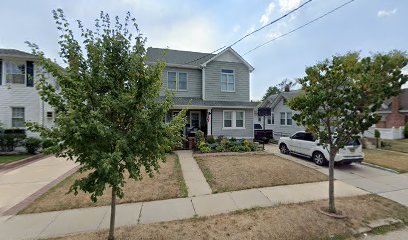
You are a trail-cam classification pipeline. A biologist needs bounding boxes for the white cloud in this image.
[377,8,397,17]
[260,2,276,26]
[246,24,256,35]
[279,0,301,12]
[233,25,241,33]
[267,31,282,40]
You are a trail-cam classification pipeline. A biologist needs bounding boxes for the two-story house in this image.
[0,49,55,135]
[146,47,257,139]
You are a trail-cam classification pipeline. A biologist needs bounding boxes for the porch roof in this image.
[159,97,258,109]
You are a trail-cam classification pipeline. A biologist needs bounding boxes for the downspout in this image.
[202,67,206,100]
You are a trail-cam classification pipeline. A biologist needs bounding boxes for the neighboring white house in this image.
[256,89,304,139]
[0,49,55,135]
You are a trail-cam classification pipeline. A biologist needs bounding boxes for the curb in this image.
[361,162,400,174]
[0,154,49,173]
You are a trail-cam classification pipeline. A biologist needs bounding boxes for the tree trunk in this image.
[328,145,336,213]
[108,186,117,240]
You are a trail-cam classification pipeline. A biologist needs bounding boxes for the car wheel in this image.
[280,144,289,154]
[313,152,327,166]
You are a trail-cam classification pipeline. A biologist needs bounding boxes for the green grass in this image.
[174,155,188,198]
[0,154,32,164]
[382,139,408,154]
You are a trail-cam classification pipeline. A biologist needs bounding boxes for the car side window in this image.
[304,133,315,141]
[292,133,305,140]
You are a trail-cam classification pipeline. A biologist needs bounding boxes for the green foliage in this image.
[195,130,205,146]
[0,133,26,152]
[25,9,186,203]
[262,86,280,101]
[206,135,216,144]
[41,138,54,150]
[405,122,408,138]
[23,137,42,154]
[198,142,211,153]
[374,129,381,139]
[215,144,226,152]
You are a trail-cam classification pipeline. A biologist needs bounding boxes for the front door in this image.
[190,111,201,129]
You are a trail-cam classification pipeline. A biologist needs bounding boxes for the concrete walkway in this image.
[175,150,212,196]
[265,144,408,207]
[362,227,408,240]
[0,180,367,240]
[0,156,78,215]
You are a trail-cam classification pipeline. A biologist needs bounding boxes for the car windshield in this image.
[346,139,361,146]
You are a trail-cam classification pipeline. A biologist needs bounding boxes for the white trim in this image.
[190,110,201,128]
[207,108,212,135]
[279,112,292,126]
[220,69,235,92]
[173,105,255,109]
[201,47,254,72]
[222,110,246,129]
[146,61,200,69]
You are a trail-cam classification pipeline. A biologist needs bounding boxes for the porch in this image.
[166,109,212,138]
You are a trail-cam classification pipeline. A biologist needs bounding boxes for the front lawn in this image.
[382,139,408,154]
[364,149,408,173]
[53,195,408,240]
[0,154,32,164]
[21,154,187,214]
[195,153,328,193]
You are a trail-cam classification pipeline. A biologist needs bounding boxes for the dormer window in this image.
[221,69,235,92]
[5,61,26,84]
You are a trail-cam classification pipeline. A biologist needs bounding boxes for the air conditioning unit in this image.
[46,111,53,118]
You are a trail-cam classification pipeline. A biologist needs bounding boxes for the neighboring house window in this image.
[167,72,187,91]
[258,117,262,122]
[5,61,26,84]
[271,113,275,124]
[280,112,286,125]
[11,107,25,127]
[223,110,245,129]
[266,116,272,125]
[286,112,292,125]
[221,69,235,92]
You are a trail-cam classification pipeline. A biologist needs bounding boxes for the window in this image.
[5,61,26,84]
[221,69,235,92]
[167,72,187,91]
[271,113,275,124]
[287,112,292,125]
[280,112,286,125]
[178,73,187,90]
[223,111,232,128]
[46,111,53,118]
[266,116,272,125]
[223,111,245,128]
[190,111,201,128]
[12,107,25,127]
[236,111,244,127]
[258,117,262,122]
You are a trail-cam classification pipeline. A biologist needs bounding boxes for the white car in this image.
[278,131,364,166]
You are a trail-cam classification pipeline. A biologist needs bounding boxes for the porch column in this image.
[207,108,212,136]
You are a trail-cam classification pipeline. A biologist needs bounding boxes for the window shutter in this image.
[26,61,34,87]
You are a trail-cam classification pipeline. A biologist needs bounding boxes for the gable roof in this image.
[201,47,254,72]
[146,47,254,71]
[379,88,408,111]
[260,89,302,109]
[146,48,215,68]
[0,49,38,59]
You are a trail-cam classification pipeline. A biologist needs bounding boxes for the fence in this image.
[363,127,404,140]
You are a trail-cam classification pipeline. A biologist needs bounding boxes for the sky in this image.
[0,0,407,100]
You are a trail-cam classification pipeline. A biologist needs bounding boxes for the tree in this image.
[26,9,186,240]
[289,51,407,214]
[262,79,298,101]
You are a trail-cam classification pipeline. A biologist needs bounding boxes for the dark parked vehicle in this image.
[254,124,273,143]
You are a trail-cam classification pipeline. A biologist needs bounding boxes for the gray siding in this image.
[205,61,250,102]
[211,108,253,138]
[160,66,202,98]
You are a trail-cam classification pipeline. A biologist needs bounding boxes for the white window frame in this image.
[11,107,25,128]
[190,111,201,128]
[280,112,292,125]
[167,71,188,91]
[286,112,292,126]
[223,110,245,129]
[280,112,286,125]
[271,113,275,125]
[4,61,26,85]
[220,69,235,92]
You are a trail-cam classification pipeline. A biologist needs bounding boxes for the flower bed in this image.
[195,131,258,153]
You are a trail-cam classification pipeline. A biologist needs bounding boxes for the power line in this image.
[183,0,313,65]
[243,0,356,56]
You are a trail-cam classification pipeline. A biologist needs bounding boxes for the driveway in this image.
[265,144,408,207]
[0,156,78,215]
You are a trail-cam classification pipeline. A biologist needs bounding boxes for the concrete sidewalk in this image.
[265,144,408,207]
[0,180,367,240]
[175,150,212,196]
[0,156,78,216]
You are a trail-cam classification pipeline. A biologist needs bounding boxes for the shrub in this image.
[42,138,54,149]
[0,133,26,152]
[229,145,241,152]
[206,135,216,144]
[23,137,42,154]
[220,138,229,147]
[405,122,408,138]
[195,130,205,146]
[215,144,225,152]
[374,129,381,139]
[208,142,218,150]
[216,135,225,143]
[230,137,237,142]
[248,141,258,151]
[198,142,211,153]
